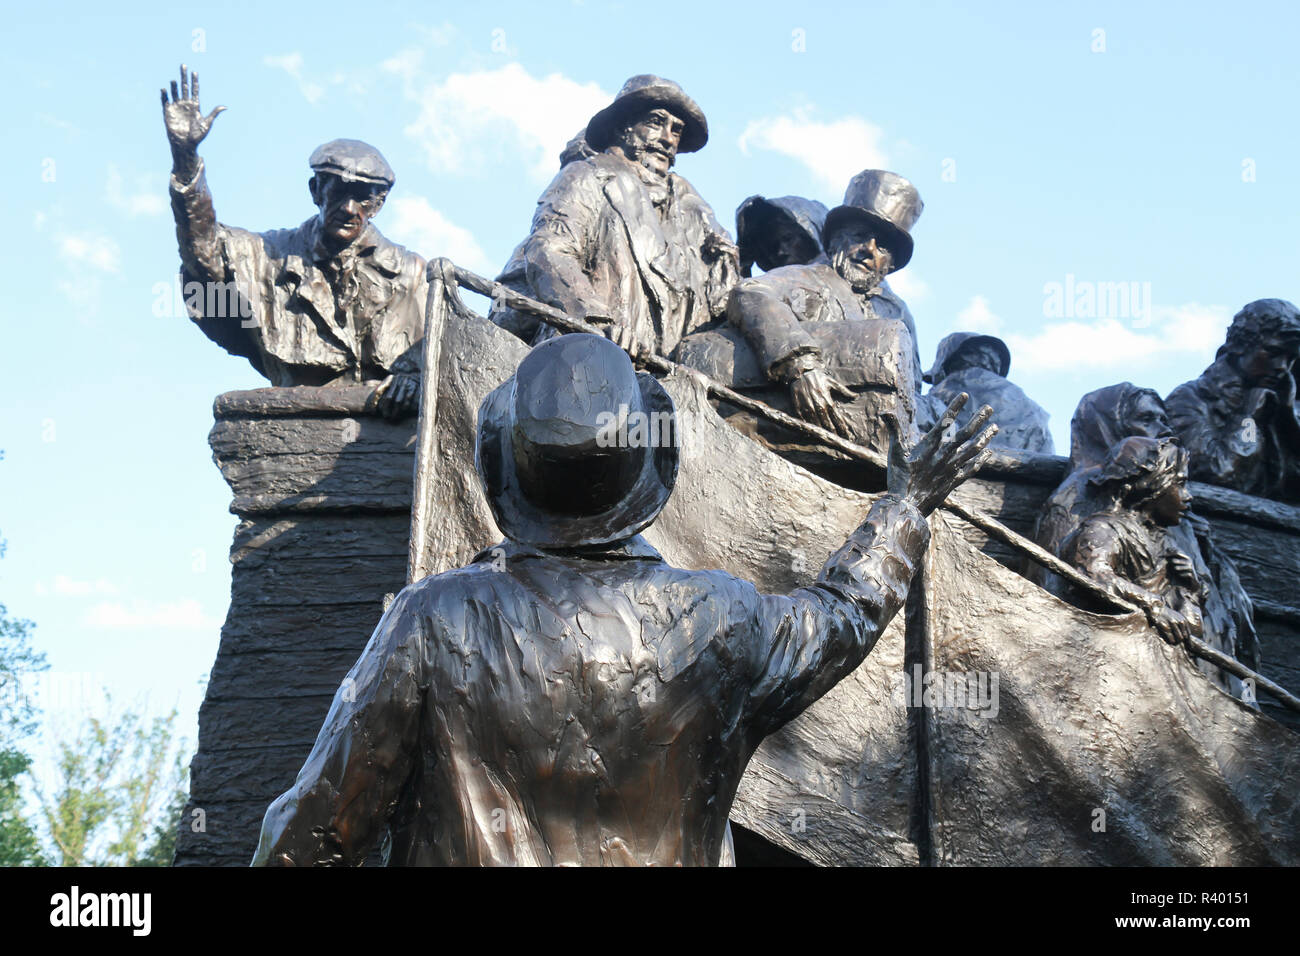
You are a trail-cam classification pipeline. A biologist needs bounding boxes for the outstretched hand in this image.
[886,393,997,516]
[161,64,226,179]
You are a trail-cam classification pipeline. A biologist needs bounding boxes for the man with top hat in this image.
[251,333,996,866]
[674,170,924,475]
[161,65,425,417]
[1166,298,1300,502]
[734,195,829,277]
[919,331,1054,454]
[488,74,740,360]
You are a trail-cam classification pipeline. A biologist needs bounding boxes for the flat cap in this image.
[308,139,395,187]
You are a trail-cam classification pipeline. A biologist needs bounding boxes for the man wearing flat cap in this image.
[161,65,425,416]
[919,331,1054,454]
[252,332,996,866]
[489,74,740,360]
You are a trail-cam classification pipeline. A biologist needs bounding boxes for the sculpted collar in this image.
[473,535,664,566]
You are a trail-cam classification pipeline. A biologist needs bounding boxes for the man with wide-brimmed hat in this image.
[488,74,739,359]
[1167,298,1300,501]
[674,170,923,476]
[735,195,829,277]
[161,65,426,417]
[918,331,1054,454]
[252,332,996,867]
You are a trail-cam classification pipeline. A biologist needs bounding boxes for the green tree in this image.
[0,532,48,866]
[37,701,189,867]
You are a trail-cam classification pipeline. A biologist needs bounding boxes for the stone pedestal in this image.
[174,386,415,866]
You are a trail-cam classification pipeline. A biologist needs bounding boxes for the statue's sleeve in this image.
[251,587,427,866]
[169,157,228,283]
[1166,381,1245,486]
[726,274,821,383]
[744,494,929,734]
[521,165,608,320]
[169,157,268,362]
[1065,516,1159,611]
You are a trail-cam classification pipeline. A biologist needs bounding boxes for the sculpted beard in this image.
[832,247,889,293]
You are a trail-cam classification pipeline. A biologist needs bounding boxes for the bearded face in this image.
[828,223,894,292]
[612,107,685,179]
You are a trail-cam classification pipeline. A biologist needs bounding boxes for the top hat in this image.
[736,195,828,272]
[924,332,1011,384]
[308,139,396,188]
[585,75,708,155]
[475,334,679,550]
[822,170,923,271]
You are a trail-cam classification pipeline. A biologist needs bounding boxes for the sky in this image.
[2,1,1298,785]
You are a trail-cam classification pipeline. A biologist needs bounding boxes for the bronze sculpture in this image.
[488,75,740,359]
[1166,298,1300,502]
[672,170,923,479]
[918,332,1054,454]
[251,332,995,866]
[1060,436,1260,699]
[161,65,425,417]
[735,195,828,277]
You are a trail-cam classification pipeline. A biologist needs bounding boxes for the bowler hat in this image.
[822,170,923,271]
[585,75,708,155]
[476,334,679,549]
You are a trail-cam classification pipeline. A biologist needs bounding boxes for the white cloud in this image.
[950,294,1004,334]
[738,109,889,192]
[1006,303,1230,374]
[82,598,221,632]
[264,52,324,104]
[35,575,118,597]
[58,232,120,273]
[383,195,491,273]
[888,270,928,304]
[386,59,610,181]
[106,165,166,217]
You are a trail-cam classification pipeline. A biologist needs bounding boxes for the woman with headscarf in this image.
[1061,437,1259,701]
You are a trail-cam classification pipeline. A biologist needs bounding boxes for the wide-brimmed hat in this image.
[822,170,923,271]
[585,75,708,154]
[924,331,1011,384]
[736,195,828,273]
[475,334,679,550]
[308,139,395,188]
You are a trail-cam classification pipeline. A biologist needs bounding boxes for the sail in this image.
[413,305,1300,866]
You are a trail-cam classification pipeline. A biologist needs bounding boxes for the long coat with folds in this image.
[489,152,739,358]
[252,495,929,867]
[170,159,427,386]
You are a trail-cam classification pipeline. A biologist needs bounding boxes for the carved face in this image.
[760,218,819,271]
[827,222,893,291]
[949,342,1005,377]
[613,107,685,178]
[1149,474,1192,526]
[1236,335,1299,391]
[1123,393,1173,440]
[310,173,388,249]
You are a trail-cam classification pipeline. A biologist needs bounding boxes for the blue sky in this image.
[2,1,1297,780]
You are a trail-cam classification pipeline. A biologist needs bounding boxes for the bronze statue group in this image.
[162,66,1298,865]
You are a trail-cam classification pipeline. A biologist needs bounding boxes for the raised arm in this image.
[746,396,996,734]
[161,63,227,281]
[252,588,428,866]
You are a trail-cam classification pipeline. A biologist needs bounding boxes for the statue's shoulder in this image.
[368,227,426,280]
